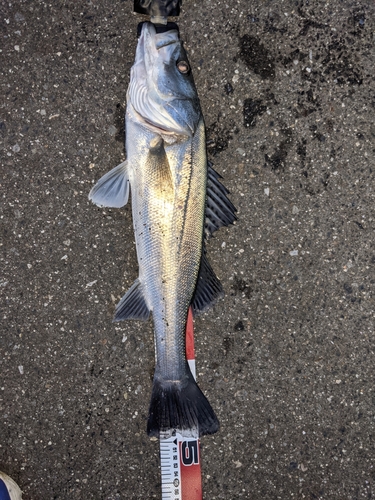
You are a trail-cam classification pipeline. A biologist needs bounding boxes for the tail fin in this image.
[147,369,219,437]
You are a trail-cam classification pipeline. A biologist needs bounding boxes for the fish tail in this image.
[147,368,219,437]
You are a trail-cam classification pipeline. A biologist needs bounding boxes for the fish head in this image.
[128,22,201,137]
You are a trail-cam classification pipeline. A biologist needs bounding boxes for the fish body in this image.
[89,22,236,436]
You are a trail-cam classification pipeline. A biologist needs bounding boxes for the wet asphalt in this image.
[1,0,375,498]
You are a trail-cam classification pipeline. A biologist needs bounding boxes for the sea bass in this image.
[89,22,236,437]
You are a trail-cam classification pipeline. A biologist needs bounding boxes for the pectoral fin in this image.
[89,160,129,208]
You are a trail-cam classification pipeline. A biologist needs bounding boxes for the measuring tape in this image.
[159,307,203,500]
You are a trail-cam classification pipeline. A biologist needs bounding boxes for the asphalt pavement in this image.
[1,0,375,498]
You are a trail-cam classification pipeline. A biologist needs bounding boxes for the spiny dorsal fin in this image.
[204,162,237,238]
[113,278,150,321]
[191,249,224,314]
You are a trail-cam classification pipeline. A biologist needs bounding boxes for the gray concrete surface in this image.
[1,0,374,498]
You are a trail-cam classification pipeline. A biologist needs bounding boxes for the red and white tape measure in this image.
[159,308,203,500]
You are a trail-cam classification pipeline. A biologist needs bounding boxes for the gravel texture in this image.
[1,0,375,498]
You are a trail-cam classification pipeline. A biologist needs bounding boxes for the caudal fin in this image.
[147,369,219,437]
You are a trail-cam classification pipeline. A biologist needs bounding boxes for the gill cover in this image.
[127,22,201,136]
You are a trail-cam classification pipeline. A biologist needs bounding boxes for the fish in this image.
[89,22,236,437]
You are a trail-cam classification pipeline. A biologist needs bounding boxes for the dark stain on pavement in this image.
[231,276,252,299]
[239,34,275,79]
[243,98,267,128]
[265,127,293,171]
[206,115,236,156]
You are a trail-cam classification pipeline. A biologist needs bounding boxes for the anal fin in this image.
[191,249,224,314]
[113,278,150,322]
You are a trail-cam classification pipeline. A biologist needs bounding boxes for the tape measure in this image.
[159,307,203,500]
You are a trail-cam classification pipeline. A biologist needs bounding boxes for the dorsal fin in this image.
[205,162,237,238]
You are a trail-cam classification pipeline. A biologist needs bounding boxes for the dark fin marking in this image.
[147,368,219,437]
[113,279,150,322]
[205,163,237,238]
[89,160,129,208]
[191,249,224,314]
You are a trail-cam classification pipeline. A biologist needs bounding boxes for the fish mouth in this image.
[139,21,179,54]
[155,38,178,50]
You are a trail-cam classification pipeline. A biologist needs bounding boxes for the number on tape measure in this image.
[181,440,199,466]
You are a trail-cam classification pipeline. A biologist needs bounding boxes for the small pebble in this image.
[224,82,233,94]
[108,125,117,136]
[86,280,97,287]
[15,12,25,22]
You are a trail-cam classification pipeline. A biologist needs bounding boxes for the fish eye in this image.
[177,60,190,74]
